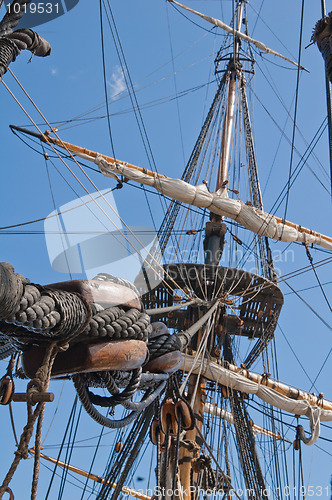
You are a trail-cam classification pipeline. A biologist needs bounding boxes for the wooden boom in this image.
[9,126,332,251]
[29,449,152,500]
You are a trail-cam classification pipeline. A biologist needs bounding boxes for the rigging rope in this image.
[99,0,116,159]
[0,341,60,499]
[3,76,191,301]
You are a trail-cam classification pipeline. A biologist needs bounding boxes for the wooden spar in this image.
[12,392,54,403]
[10,126,332,251]
[179,375,206,500]
[182,354,332,412]
[216,2,243,190]
[274,215,332,247]
[9,125,167,181]
[29,449,152,500]
[217,75,236,188]
[250,422,286,441]
[168,0,307,71]
[178,376,206,500]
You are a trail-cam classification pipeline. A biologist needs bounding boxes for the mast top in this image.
[168,0,307,71]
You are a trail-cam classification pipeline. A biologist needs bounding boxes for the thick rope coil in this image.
[0,263,26,319]
[0,1,51,77]
[85,368,142,407]
[80,371,119,390]
[0,339,17,361]
[79,306,150,343]
[72,373,140,429]
[6,285,60,334]
[0,28,50,78]
[3,283,91,342]
[0,266,152,352]
[98,370,167,411]
[42,289,91,341]
[312,12,332,83]
[0,1,32,36]
[103,371,119,393]
[147,333,182,361]
[76,371,167,411]
[2,300,148,345]
[0,37,19,78]
[6,29,50,55]
[320,40,332,84]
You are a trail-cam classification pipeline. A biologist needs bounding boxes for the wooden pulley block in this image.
[221,385,229,399]
[293,439,300,451]
[160,399,178,436]
[115,442,123,453]
[0,375,14,405]
[150,418,166,446]
[174,399,195,430]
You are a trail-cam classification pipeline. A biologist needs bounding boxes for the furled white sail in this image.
[95,156,332,251]
[168,0,305,70]
[182,354,332,444]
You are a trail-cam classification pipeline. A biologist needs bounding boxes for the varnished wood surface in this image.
[23,339,148,378]
[144,351,183,374]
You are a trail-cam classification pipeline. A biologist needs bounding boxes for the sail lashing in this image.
[10,124,332,252]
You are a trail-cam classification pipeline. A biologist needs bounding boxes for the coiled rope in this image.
[81,305,150,343]
[0,0,32,36]
[147,333,182,360]
[72,373,140,429]
[0,1,51,78]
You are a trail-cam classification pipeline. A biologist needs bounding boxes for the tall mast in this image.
[178,7,245,495]
[216,2,243,189]
[204,2,270,495]
[205,3,244,268]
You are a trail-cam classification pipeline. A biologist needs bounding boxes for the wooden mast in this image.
[177,324,207,500]
[216,3,243,190]
[210,2,243,222]
[178,4,244,499]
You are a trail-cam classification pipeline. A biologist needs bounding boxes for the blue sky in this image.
[0,0,332,497]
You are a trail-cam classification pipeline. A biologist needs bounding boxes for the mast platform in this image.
[139,264,283,340]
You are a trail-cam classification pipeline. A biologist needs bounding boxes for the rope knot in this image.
[14,447,29,460]
[56,342,70,352]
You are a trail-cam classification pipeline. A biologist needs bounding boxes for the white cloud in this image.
[51,68,57,76]
[107,66,126,98]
